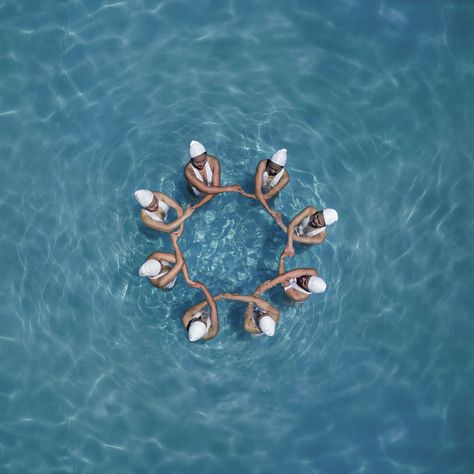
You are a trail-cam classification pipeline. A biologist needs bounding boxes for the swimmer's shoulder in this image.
[183,161,194,177]
[207,155,219,164]
[153,191,166,200]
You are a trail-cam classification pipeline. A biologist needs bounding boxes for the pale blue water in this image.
[1,0,473,472]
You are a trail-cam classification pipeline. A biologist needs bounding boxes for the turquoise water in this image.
[1,0,473,472]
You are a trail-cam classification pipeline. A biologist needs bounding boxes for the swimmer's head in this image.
[322,208,338,226]
[138,259,162,278]
[135,189,154,208]
[258,315,275,336]
[307,276,327,294]
[266,160,283,177]
[188,320,208,341]
[189,140,206,158]
[309,210,326,229]
[189,140,207,170]
[270,148,287,167]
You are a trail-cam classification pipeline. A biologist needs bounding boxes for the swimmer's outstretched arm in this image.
[263,172,289,200]
[141,206,194,233]
[289,206,327,245]
[199,283,219,339]
[157,193,197,232]
[140,192,185,232]
[221,293,280,319]
[182,303,208,329]
[278,249,288,274]
[180,252,212,289]
[182,287,224,326]
[284,206,317,254]
[209,158,245,197]
[191,194,215,210]
[182,293,211,329]
[273,250,290,290]
[184,159,242,195]
[274,214,288,233]
[181,261,193,286]
[158,193,184,217]
[153,233,184,288]
[254,161,278,218]
[241,191,257,200]
[184,282,220,340]
[222,293,279,334]
[221,293,260,334]
[186,182,243,195]
[255,268,317,295]
[175,223,185,237]
[147,251,176,263]
[243,302,261,334]
[294,232,326,245]
[271,250,316,291]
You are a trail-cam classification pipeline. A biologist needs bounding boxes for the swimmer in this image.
[278,207,339,255]
[138,232,185,290]
[255,249,327,303]
[182,282,222,342]
[220,293,280,336]
[184,140,250,209]
[135,189,194,234]
[253,149,290,219]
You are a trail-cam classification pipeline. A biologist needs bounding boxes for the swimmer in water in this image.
[252,148,290,220]
[134,189,194,234]
[277,206,339,255]
[182,282,222,342]
[220,292,280,336]
[255,249,327,303]
[184,140,251,209]
[138,232,189,290]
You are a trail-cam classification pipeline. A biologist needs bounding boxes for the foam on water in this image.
[0,0,473,472]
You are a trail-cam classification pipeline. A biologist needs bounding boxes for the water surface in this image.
[0,0,473,472]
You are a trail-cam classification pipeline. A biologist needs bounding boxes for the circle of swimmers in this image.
[135,140,338,342]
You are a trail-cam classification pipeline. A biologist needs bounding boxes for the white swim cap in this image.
[258,315,275,336]
[307,276,327,294]
[188,320,207,341]
[270,149,287,167]
[138,259,162,278]
[323,208,338,226]
[135,189,154,208]
[189,140,206,158]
